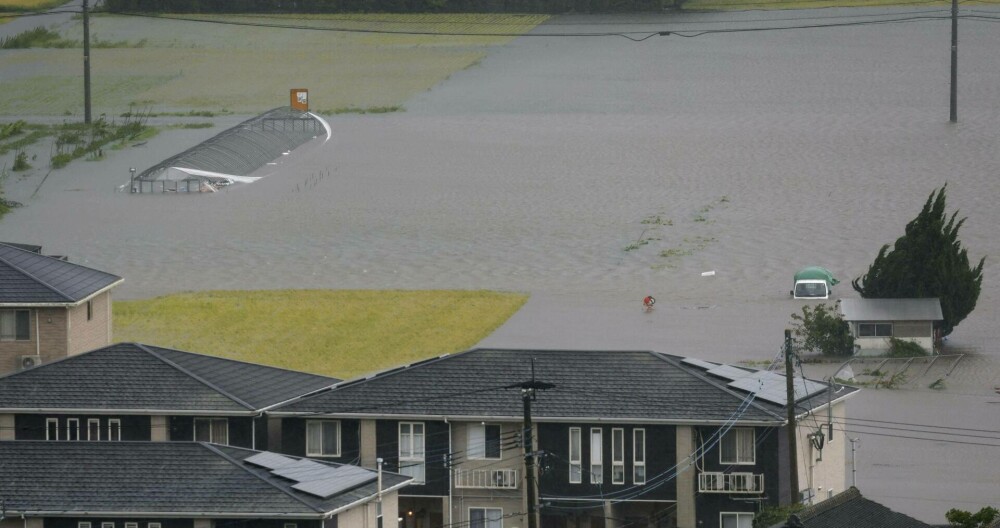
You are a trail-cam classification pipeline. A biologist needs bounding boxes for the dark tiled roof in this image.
[0,343,338,413]
[0,243,122,304]
[274,349,790,423]
[0,441,409,517]
[769,487,934,528]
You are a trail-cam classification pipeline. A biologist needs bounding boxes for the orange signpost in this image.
[290,88,309,111]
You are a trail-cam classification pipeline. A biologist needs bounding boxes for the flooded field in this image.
[2,7,999,522]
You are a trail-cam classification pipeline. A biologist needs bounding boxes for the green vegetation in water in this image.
[173,122,214,129]
[321,105,404,115]
[0,121,26,141]
[928,378,945,390]
[640,214,672,226]
[114,289,528,379]
[11,149,29,171]
[49,110,151,168]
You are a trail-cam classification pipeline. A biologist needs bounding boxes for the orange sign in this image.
[290,89,309,111]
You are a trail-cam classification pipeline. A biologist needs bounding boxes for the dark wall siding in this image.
[214,520,323,528]
[375,419,449,497]
[16,414,150,441]
[168,416,254,448]
[254,416,269,451]
[537,423,676,502]
[46,519,191,528]
[694,426,782,528]
[279,417,360,464]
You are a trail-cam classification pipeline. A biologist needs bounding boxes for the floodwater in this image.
[2,8,999,522]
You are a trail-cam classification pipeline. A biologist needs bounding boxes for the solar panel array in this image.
[684,357,828,406]
[245,451,377,499]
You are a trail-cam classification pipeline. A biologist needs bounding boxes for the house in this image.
[0,441,411,528]
[269,348,859,528]
[766,486,933,527]
[0,342,338,448]
[0,243,123,375]
[838,298,943,355]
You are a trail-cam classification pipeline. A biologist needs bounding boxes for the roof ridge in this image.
[0,246,75,302]
[138,343,257,411]
[652,353,786,421]
[199,443,326,514]
[147,344,340,382]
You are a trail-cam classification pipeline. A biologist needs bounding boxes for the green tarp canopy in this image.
[794,266,840,285]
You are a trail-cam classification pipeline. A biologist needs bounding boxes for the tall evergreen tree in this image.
[852,185,984,336]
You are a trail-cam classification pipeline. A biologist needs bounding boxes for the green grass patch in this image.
[173,122,214,129]
[321,105,404,115]
[682,0,953,9]
[113,289,528,379]
[0,0,66,11]
[0,27,74,48]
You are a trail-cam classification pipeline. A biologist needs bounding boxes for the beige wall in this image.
[336,490,399,528]
[451,421,524,526]
[360,419,377,468]
[796,401,848,504]
[67,291,113,356]
[675,426,696,528]
[451,496,524,528]
[0,413,15,441]
[0,518,22,528]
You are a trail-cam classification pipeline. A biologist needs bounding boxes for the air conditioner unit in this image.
[19,355,42,370]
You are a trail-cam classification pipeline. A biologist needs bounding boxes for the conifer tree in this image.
[852,185,984,336]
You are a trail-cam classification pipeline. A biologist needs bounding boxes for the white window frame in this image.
[66,418,80,441]
[590,428,603,484]
[568,427,582,484]
[720,427,755,465]
[633,428,646,485]
[720,512,754,528]
[306,420,341,457]
[108,418,122,441]
[78,522,91,528]
[399,422,426,484]
[611,428,625,485]
[193,417,228,445]
[469,507,503,528]
[0,309,30,341]
[125,523,138,528]
[101,523,115,528]
[148,523,161,528]
[46,418,59,441]
[87,418,101,441]
[468,423,502,460]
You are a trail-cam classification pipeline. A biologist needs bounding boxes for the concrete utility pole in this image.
[82,0,92,124]
[950,0,958,122]
[512,360,555,528]
[785,329,800,504]
[849,438,860,487]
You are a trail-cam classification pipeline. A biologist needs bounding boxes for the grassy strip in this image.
[113,290,528,379]
[682,0,952,9]
[0,0,65,11]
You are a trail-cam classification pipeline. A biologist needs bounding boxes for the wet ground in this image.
[2,7,999,522]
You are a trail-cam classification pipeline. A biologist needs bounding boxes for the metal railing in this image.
[454,468,519,490]
[698,472,764,494]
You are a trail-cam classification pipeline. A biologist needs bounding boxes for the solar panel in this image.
[271,459,332,482]
[728,370,828,406]
[291,466,378,499]
[681,357,718,370]
[245,452,297,470]
[706,365,753,381]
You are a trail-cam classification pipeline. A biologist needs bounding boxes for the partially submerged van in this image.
[791,266,839,299]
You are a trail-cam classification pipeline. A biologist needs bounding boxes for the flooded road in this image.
[2,7,998,522]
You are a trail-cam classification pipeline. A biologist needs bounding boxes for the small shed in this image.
[838,298,943,355]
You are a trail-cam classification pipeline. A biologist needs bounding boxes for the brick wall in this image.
[68,291,113,356]
[0,307,71,375]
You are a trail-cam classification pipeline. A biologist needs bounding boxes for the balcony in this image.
[698,472,765,494]
[454,468,519,490]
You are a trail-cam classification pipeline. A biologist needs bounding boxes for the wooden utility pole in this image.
[83,0,92,124]
[785,329,800,504]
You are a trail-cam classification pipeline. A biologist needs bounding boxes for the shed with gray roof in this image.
[838,298,942,355]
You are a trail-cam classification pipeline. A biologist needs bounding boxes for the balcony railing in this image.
[698,472,765,494]
[454,468,519,490]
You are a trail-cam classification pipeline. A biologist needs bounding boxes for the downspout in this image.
[35,310,40,357]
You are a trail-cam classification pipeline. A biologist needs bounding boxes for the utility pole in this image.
[785,329,800,504]
[849,438,860,487]
[950,0,958,123]
[376,458,384,528]
[511,360,554,528]
[82,0,92,124]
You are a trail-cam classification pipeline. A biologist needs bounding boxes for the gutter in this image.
[0,408,258,416]
[0,278,124,308]
[2,511,325,519]
[265,412,783,426]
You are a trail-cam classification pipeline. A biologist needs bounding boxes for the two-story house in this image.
[0,342,338,447]
[0,242,123,375]
[268,348,859,528]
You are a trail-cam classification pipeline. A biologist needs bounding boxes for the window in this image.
[283,524,298,528]
[590,428,603,484]
[0,309,30,341]
[470,507,503,528]
[193,417,227,445]
[67,418,80,441]
[88,418,101,441]
[611,428,625,485]
[87,300,93,321]
[125,523,138,528]
[148,523,161,528]
[468,423,502,460]
[568,427,582,484]
[858,323,892,337]
[399,422,425,484]
[721,512,754,528]
[633,429,646,484]
[720,428,755,465]
[102,523,115,528]
[306,420,341,456]
[78,522,91,528]
[46,418,59,440]
[108,418,122,441]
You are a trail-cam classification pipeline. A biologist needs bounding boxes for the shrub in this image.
[12,149,30,171]
[886,337,929,357]
[791,304,855,356]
